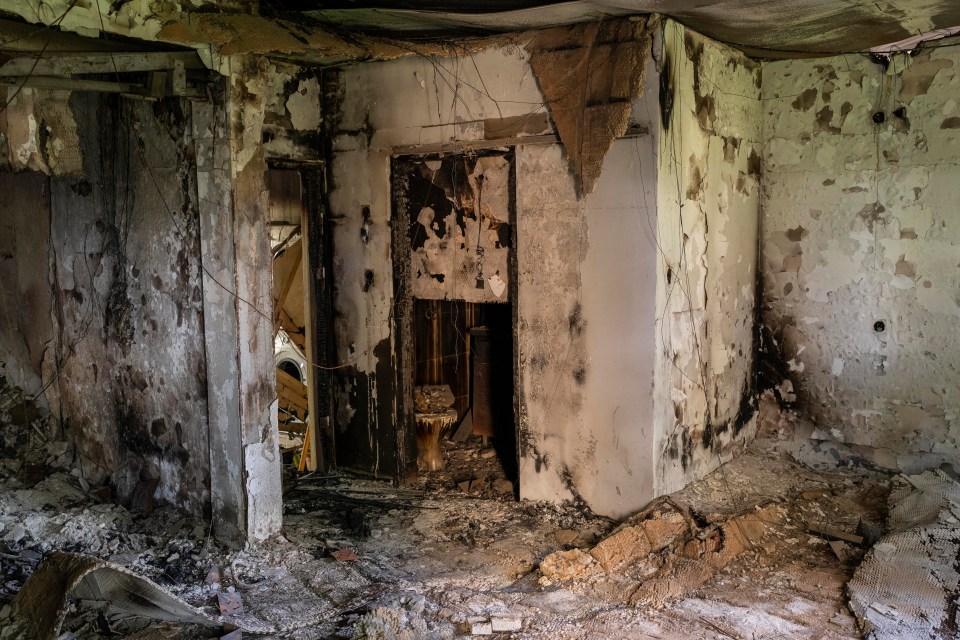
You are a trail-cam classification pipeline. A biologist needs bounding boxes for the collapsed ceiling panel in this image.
[304,0,960,56]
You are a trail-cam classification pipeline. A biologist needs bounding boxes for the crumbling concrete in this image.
[849,470,960,638]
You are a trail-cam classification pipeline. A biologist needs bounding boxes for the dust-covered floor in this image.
[0,435,890,639]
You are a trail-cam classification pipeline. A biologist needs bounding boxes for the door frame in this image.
[389,148,520,484]
[267,160,333,473]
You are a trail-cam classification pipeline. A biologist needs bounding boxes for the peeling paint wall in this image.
[397,153,512,303]
[761,43,960,472]
[330,23,667,517]
[0,88,82,176]
[654,22,762,495]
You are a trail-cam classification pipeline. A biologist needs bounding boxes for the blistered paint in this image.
[654,22,762,495]
[761,41,960,473]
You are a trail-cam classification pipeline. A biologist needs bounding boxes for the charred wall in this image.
[654,22,763,495]
[761,43,960,472]
[330,19,668,518]
[0,92,211,515]
[0,53,322,542]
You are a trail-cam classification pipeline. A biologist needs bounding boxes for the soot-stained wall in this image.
[654,22,763,495]
[0,92,212,515]
[761,44,960,472]
[0,56,320,542]
[328,19,770,517]
[329,19,756,518]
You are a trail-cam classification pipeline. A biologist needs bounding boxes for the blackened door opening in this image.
[392,149,518,485]
[413,299,517,482]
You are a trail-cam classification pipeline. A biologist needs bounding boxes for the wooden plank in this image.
[278,384,307,409]
[276,368,308,419]
[276,366,305,389]
[0,51,205,77]
[273,240,303,323]
[0,76,138,93]
[808,523,864,546]
[278,421,308,435]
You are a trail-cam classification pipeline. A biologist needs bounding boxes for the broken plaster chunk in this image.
[553,528,579,546]
[539,548,602,582]
[490,614,522,632]
[589,525,650,572]
[640,512,688,551]
[463,617,493,635]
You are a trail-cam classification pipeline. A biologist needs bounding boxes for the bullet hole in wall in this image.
[872,111,886,124]
[874,320,886,333]
[363,269,374,292]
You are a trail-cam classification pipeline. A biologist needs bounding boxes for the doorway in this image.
[266,167,333,479]
[391,150,519,494]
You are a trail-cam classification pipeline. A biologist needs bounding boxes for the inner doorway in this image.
[266,167,332,480]
[392,150,519,496]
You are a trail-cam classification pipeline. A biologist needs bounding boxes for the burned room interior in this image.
[1,1,959,638]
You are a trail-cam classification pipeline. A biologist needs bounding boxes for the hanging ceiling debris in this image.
[302,0,960,56]
[2,0,960,66]
[526,17,650,195]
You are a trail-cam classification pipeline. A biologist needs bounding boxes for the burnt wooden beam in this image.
[0,51,204,76]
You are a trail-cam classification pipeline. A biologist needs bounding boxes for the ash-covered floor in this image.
[1,425,905,640]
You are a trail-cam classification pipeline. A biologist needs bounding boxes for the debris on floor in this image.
[0,430,896,639]
[539,494,783,608]
[848,469,960,639]
[7,551,220,640]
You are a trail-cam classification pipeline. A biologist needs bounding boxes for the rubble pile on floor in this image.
[848,469,960,639]
[0,400,905,640]
[539,495,782,606]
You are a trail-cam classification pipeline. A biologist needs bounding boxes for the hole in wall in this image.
[874,320,886,333]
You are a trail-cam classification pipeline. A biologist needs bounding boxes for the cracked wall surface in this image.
[654,22,762,495]
[761,43,960,472]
